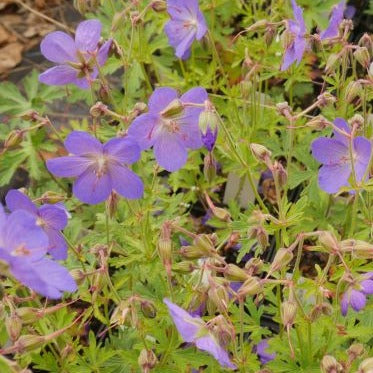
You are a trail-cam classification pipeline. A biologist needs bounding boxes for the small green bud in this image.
[280,300,297,327]
[306,115,329,130]
[340,239,373,259]
[270,248,293,273]
[90,101,108,117]
[6,313,22,341]
[140,300,157,319]
[224,264,250,282]
[204,152,217,183]
[320,355,343,373]
[319,231,339,252]
[325,53,341,74]
[160,99,184,118]
[40,191,65,204]
[345,81,362,103]
[358,357,373,373]
[17,307,40,324]
[347,343,364,361]
[15,334,45,353]
[250,143,272,163]
[237,276,261,298]
[138,348,158,372]
[171,261,197,273]
[4,130,24,149]
[208,281,229,314]
[151,0,166,12]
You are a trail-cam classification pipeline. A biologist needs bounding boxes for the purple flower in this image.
[320,1,345,40]
[164,0,207,60]
[164,298,236,370]
[127,87,208,172]
[5,190,68,260]
[201,125,218,152]
[254,339,276,364]
[46,131,144,204]
[311,118,372,194]
[0,206,76,299]
[281,0,307,71]
[39,19,112,89]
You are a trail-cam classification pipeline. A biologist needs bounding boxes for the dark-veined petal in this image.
[75,19,101,52]
[5,189,38,215]
[40,31,77,63]
[148,87,179,113]
[127,113,160,150]
[39,65,78,86]
[65,131,103,155]
[104,137,141,164]
[318,163,351,194]
[110,164,144,200]
[47,156,91,177]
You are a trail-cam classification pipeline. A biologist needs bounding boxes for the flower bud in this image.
[347,343,364,361]
[224,264,250,281]
[281,300,297,327]
[171,261,196,273]
[151,0,166,12]
[264,25,276,46]
[358,357,373,373]
[6,313,22,341]
[17,307,40,324]
[40,191,65,204]
[354,47,370,69]
[237,276,261,298]
[204,152,217,183]
[240,80,252,99]
[276,102,292,118]
[180,245,205,259]
[140,300,157,319]
[110,301,130,326]
[270,248,293,273]
[199,106,219,137]
[160,99,184,118]
[306,115,330,130]
[246,19,268,32]
[133,102,148,115]
[340,239,373,259]
[349,114,364,130]
[4,130,24,149]
[309,302,332,321]
[319,231,339,252]
[320,355,343,373]
[15,334,45,353]
[248,226,269,251]
[369,62,373,79]
[90,101,108,117]
[325,53,341,74]
[358,33,373,54]
[70,269,86,285]
[244,257,263,274]
[272,161,287,187]
[345,81,362,103]
[208,281,229,314]
[250,143,272,163]
[138,348,158,372]
[157,236,172,273]
[317,92,336,107]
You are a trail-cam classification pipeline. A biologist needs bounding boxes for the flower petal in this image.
[127,113,160,150]
[353,136,372,182]
[164,298,203,343]
[341,292,349,316]
[65,131,103,155]
[361,279,373,295]
[195,336,237,370]
[75,19,102,52]
[47,156,91,177]
[333,118,350,144]
[73,168,112,204]
[153,132,188,172]
[148,87,179,114]
[311,138,348,165]
[349,289,366,312]
[11,257,76,299]
[318,163,351,194]
[320,1,345,40]
[104,137,141,164]
[39,65,78,86]
[5,189,38,215]
[165,20,196,60]
[291,0,306,34]
[44,228,67,260]
[40,31,77,63]
[110,164,144,200]
[97,39,112,66]
[38,205,68,230]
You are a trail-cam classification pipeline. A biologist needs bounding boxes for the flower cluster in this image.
[0,197,76,299]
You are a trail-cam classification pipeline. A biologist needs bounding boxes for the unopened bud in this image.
[272,161,287,187]
[369,62,373,79]
[224,264,250,281]
[237,276,261,298]
[309,302,332,321]
[204,152,217,183]
[17,307,40,324]
[325,53,341,74]
[138,348,158,372]
[133,102,148,115]
[244,257,263,274]
[171,261,196,273]
[320,355,343,373]
[282,29,295,50]
[276,102,292,118]
[310,34,322,52]
[354,47,370,69]
[264,25,276,46]
[349,114,364,130]
[319,231,339,252]
[15,334,45,353]
[70,269,86,285]
[247,19,268,32]
[160,99,184,118]
[61,343,75,361]
[151,0,166,12]
[180,245,205,259]
[110,301,130,326]
[317,92,336,107]
[358,357,373,373]
[281,300,297,327]
[358,33,373,55]
[90,101,107,117]
[248,226,269,251]
[270,248,293,273]
[345,81,362,103]
[306,115,330,130]
[6,313,22,341]
[140,300,157,319]
[40,191,65,204]
[250,143,272,163]
[340,239,373,259]
[4,130,24,149]
[208,281,229,314]
[347,343,364,361]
